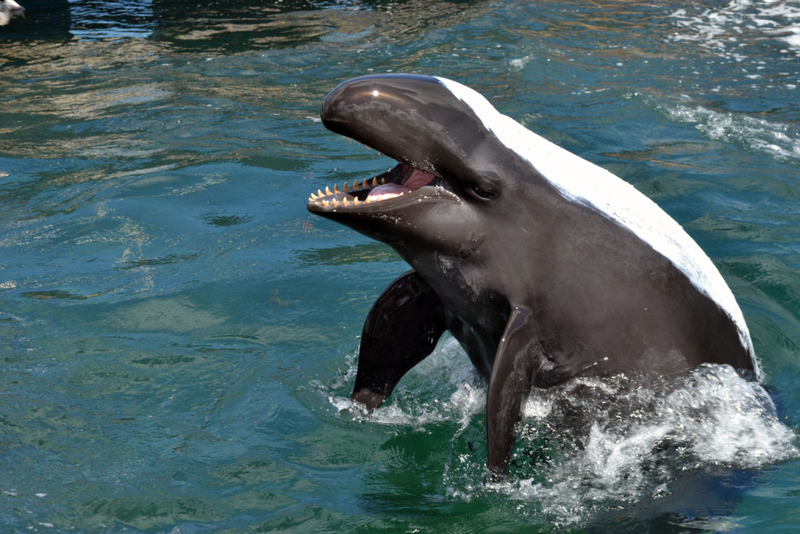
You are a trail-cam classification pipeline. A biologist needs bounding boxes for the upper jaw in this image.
[306,162,458,214]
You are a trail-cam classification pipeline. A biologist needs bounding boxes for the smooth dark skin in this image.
[308,74,754,474]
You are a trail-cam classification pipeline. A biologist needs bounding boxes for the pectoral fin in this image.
[486,306,539,473]
[352,270,448,409]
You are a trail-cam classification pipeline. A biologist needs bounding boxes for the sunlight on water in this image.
[670,0,800,56]
[662,102,800,161]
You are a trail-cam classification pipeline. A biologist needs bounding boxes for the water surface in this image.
[2,0,800,532]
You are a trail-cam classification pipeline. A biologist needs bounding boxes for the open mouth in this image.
[307,162,446,209]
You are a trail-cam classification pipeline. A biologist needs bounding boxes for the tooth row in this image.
[308,177,386,203]
[309,196,371,206]
[310,195,388,207]
[308,190,409,207]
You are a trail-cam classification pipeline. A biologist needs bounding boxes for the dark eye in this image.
[472,185,496,200]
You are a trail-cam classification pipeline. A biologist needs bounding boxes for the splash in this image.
[323,339,797,528]
[495,365,798,527]
[324,336,485,431]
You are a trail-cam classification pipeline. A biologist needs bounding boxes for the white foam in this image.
[509,55,534,69]
[495,366,798,527]
[324,336,484,431]
[323,341,795,527]
[436,76,758,376]
[664,103,800,161]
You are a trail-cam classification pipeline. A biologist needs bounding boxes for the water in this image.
[2,0,800,532]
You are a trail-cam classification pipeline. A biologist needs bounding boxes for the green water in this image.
[2,0,800,532]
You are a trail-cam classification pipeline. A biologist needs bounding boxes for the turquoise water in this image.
[2,0,800,532]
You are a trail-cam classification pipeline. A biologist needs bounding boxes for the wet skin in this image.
[307,74,756,474]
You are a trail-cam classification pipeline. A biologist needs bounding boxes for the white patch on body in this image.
[436,76,758,377]
[0,0,23,26]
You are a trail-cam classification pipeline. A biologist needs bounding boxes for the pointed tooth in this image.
[354,197,360,205]
[318,189,324,197]
[332,199,339,207]
[334,184,341,194]
[365,196,372,204]
[322,200,329,207]
[362,179,370,189]
[371,178,378,187]
[308,197,313,202]
[311,192,318,200]
[325,186,333,196]
[343,182,350,192]
[380,178,386,184]
[353,180,359,189]
[342,197,349,206]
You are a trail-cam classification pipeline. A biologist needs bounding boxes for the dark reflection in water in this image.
[152,0,342,52]
[1,0,481,53]
[0,0,71,40]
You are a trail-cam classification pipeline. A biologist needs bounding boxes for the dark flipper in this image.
[486,306,539,473]
[352,270,448,409]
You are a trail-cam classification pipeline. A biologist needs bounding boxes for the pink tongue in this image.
[404,168,435,189]
[367,168,435,201]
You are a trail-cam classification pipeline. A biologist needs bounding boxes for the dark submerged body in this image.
[308,74,755,473]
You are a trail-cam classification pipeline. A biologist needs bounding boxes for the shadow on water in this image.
[580,466,759,534]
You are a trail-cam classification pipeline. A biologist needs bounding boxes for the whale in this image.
[306,74,758,473]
